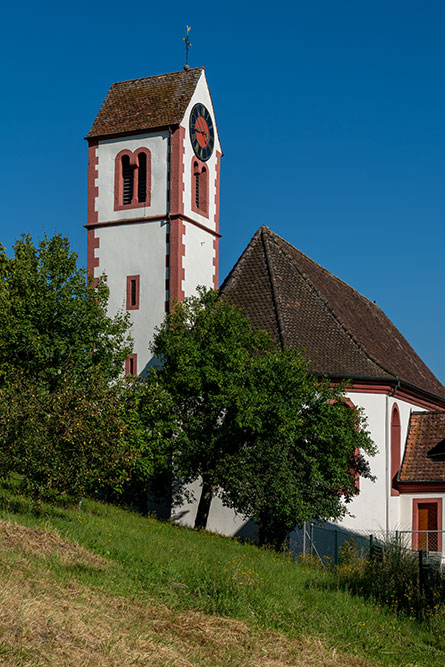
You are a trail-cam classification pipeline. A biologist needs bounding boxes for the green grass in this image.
[1,482,445,666]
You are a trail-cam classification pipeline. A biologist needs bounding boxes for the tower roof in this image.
[87,68,204,139]
[220,226,445,401]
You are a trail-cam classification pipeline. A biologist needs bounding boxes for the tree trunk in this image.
[194,478,214,529]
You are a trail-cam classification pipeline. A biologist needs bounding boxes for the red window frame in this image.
[125,354,138,376]
[114,148,151,211]
[391,404,401,496]
[126,275,140,310]
[191,158,209,218]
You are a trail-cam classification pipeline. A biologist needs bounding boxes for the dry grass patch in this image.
[0,521,372,666]
[0,519,106,569]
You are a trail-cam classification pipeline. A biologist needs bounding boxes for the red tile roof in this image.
[87,68,203,139]
[399,412,445,481]
[220,226,445,400]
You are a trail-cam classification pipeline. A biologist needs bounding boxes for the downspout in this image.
[385,379,400,534]
[167,127,172,222]
[385,394,389,535]
[166,127,172,311]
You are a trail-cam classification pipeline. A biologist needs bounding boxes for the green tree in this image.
[118,375,176,511]
[152,288,376,546]
[0,233,135,502]
[0,369,132,503]
[217,349,376,547]
[0,234,132,390]
[151,287,272,529]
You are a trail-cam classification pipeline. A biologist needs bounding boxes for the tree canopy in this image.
[152,287,376,546]
[0,234,132,390]
[0,233,135,502]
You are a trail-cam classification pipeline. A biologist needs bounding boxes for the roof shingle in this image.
[399,412,445,482]
[87,68,203,139]
[220,226,445,400]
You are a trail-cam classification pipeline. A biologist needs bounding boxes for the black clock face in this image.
[189,103,215,161]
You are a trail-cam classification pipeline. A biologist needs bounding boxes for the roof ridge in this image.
[262,227,395,380]
[261,229,285,348]
[109,67,204,87]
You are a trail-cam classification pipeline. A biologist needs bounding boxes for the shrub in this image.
[336,538,445,619]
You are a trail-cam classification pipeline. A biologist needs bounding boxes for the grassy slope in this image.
[0,485,444,666]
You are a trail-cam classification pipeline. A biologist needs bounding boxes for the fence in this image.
[288,522,372,566]
[289,524,445,568]
[396,530,445,559]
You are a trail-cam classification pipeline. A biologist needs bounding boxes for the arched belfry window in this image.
[191,158,209,217]
[391,404,401,496]
[114,148,151,211]
[122,155,134,205]
[137,152,147,203]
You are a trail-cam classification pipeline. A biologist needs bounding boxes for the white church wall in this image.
[172,478,257,539]
[337,391,388,533]
[95,131,169,223]
[94,220,167,373]
[182,222,216,296]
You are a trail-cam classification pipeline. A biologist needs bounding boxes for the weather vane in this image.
[183,26,191,70]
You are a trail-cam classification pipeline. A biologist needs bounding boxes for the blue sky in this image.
[1,1,444,383]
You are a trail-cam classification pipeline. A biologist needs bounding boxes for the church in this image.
[85,67,445,547]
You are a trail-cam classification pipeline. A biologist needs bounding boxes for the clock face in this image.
[189,103,215,161]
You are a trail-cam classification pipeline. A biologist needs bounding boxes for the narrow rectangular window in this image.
[125,354,137,376]
[126,275,140,310]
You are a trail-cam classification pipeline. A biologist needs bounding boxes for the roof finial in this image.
[183,25,191,70]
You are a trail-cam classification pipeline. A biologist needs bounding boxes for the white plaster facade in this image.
[95,132,169,223]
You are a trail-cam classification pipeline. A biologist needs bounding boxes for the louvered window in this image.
[122,155,134,205]
[115,149,151,211]
[195,170,200,209]
[193,161,208,215]
[138,152,147,203]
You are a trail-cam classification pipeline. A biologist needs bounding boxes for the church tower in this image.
[86,68,222,374]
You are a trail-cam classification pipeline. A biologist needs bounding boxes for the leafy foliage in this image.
[0,369,132,502]
[0,234,132,390]
[0,233,136,502]
[152,287,375,546]
[117,375,176,508]
[151,287,273,527]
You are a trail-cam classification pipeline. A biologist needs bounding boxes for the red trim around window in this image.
[114,148,151,211]
[126,275,140,310]
[125,354,137,376]
[391,404,401,496]
[412,498,442,551]
[191,158,209,218]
